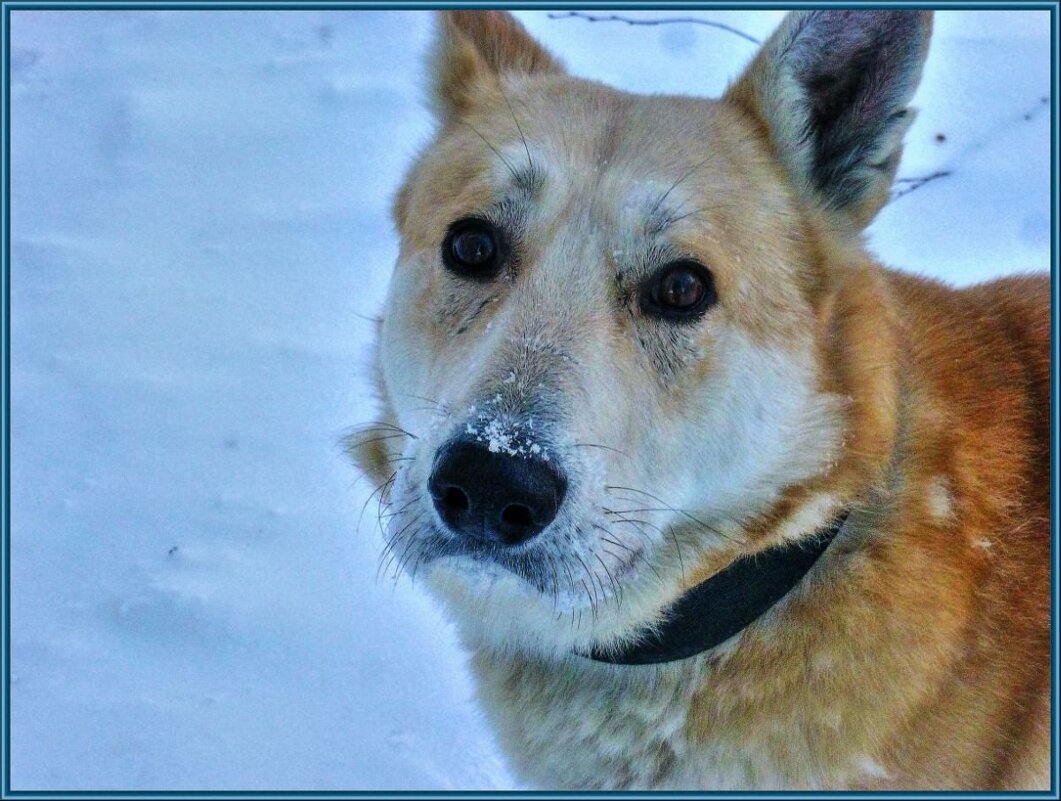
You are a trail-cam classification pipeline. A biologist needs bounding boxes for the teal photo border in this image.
[0,2,1056,798]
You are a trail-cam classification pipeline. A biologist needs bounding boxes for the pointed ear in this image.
[725,10,932,228]
[430,10,565,124]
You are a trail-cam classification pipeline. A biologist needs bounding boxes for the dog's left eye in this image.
[442,218,504,279]
[641,261,717,321]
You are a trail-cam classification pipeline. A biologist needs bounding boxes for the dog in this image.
[350,10,1050,790]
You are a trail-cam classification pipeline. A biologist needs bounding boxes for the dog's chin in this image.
[419,555,595,659]
[417,540,680,661]
[423,550,547,603]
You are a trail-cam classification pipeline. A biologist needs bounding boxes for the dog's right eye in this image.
[442,218,504,280]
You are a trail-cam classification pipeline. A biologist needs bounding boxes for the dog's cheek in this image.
[378,254,446,420]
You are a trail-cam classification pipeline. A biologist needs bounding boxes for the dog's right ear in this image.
[430,11,564,124]
[725,10,932,228]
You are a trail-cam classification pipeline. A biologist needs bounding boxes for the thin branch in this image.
[547,11,760,46]
[890,170,951,203]
[890,93,1046,205]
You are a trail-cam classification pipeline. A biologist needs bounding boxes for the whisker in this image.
[580,580,597,622]
[556,548,578,602]
[379,495,422,521]
[499,84,535,180]
[661,205,710,227]
[459,119,520,184]
[359,470,397,534]
[604,485,742,545]
[605,506,656,515]
[602,516,656,548]
[346,433,411,451]
[400,392,447,406]
[572,548,603,614]
[603,509,666,534]
[667,524,687,584]
[598,532,634,553]
[382,514,425,583]
[592,549,622,610]
[351,309,383,324]
[586,552,612,609]
[573,442,629,458]
[399,393,454,418]
[541,550,563,614]
[408,545,432,584]
[377,511,424,582]
[375,474,401,539]
[600,546,624,562]
[408,404,452,417]
[344,421,419,439]
[595,529,663,585]
[647,156,712,230]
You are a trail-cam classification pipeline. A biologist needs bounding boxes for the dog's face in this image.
[357,11,931,657]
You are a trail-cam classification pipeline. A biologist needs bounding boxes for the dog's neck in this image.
[583,511,849,665]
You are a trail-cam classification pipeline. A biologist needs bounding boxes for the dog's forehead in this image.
[487,149,703,237]
[477,83,748,230]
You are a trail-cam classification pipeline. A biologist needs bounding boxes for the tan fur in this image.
[353,10,1050,790]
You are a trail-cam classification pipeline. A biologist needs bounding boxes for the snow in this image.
[7,9,1051,792]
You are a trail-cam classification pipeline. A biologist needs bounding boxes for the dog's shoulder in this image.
[885,269,1049,419]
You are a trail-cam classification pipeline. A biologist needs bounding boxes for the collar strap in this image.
[586,511,849,665]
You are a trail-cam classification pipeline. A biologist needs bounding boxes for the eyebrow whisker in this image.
[661,205,711,229]
[647,156,712,233]
[460,119,521,184]
[499,84,536,187]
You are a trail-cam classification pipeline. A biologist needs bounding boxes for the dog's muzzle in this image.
[428,436,567,546]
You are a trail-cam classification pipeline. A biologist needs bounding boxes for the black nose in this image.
[428,437,567,546]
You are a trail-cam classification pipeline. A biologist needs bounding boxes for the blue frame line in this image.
[0,3,1056,799]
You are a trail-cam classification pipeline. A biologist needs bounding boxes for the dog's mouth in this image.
[404,514,647,595]
[371,412,685,613]
[381,476,656,611]
[427,533,575,596]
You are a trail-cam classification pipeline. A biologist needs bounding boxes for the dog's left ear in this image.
[431,11,565,124]
[725,10,933,228]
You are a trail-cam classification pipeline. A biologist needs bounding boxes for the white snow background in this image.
[7,8,1052,792]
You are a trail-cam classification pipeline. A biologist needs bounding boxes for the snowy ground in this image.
[7,9,1052,792]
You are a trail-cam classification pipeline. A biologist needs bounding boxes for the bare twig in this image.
[890,170,951,202]
[891,93,1047,205]
[546,11,760,46]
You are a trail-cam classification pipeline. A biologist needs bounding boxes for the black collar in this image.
[586,511,849,665]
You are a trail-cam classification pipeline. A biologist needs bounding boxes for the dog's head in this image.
[354,10,931,658]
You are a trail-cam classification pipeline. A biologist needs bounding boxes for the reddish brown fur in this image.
[684,268,1050,789]
[360,10,1051,790]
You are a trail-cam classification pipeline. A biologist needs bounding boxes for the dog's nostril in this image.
[498,503,539,546]
[441,486,470,513]
[501,503,534,527]
[429,437,567,546]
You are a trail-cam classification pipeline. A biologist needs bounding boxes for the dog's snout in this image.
[429,438,567,546]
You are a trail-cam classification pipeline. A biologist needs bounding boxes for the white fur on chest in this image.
[471,649,703,790]
[469,638,881,791]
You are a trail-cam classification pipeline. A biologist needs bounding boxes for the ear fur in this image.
[430,10,564,123]
[346,429,392,488]
[345,323,405,489]
[725,10,933,228]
